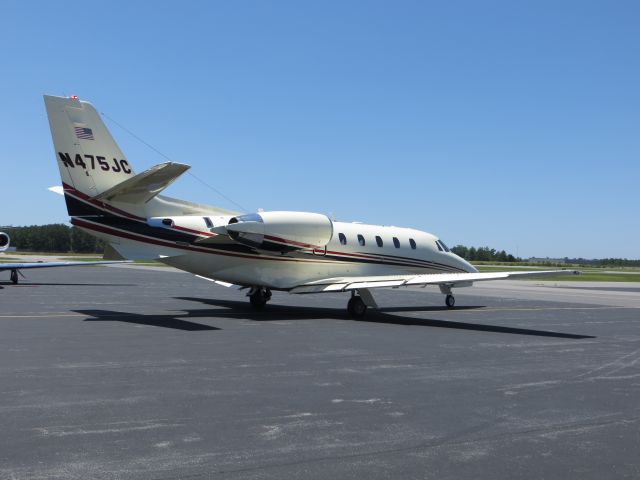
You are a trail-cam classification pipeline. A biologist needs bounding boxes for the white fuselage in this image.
[75,211,477,290]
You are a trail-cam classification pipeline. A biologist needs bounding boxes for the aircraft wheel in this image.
[249,288,271,309]
[10,270,18,285]
[347,296,367,318]
[445,294,455,308]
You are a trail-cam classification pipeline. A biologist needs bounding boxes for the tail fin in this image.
[43,95,135,204]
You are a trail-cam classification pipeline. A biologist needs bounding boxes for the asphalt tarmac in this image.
[1,265,639,479]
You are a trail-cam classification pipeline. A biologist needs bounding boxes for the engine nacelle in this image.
[226,211,333,251]
[0,232,10,252]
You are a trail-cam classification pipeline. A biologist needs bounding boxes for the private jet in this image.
[0,230,124,284]
[43,95,577,317]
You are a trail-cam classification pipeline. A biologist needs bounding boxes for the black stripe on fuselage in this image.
[322,251,462,273]
[355,251,466,273]
[65,192,463,272]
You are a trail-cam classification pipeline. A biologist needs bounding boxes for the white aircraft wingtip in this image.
[48,186,64,195]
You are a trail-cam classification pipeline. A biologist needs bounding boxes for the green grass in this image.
[477,265,553,272]
[60,257,104,262]
[517,273,640,282]
[64,257,167,265]
[476,265,640,282]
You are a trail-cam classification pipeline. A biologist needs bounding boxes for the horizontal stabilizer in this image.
[93,162,190,204]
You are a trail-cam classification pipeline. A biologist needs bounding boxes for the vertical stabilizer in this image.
[43,95,135,202]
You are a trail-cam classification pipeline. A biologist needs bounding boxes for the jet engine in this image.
[224,211,333,251]
[0,232,10,252]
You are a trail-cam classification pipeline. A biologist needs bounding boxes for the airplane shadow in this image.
[76,309,220,331]
[0,282,137,287]
[172,297,595,340]
[380,305,484,313]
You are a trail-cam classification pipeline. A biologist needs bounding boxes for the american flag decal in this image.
[74,126,94,140]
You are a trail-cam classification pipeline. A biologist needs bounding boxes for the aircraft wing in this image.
[0,260,129,271]
[289,269,580,294]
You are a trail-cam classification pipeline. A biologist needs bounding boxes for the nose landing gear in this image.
[439,284,456,309]
[445,294,455,308]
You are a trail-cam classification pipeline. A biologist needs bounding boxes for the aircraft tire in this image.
[10,270,18,285]
[249,288,271,309]
[445,294,455,308]
[347,296,367,318]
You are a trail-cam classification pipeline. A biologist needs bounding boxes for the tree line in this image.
[564,258,640,268]
[451,246,640,267]
[2,224,104,253]
[3,225,638,267]
[450,245,519,262]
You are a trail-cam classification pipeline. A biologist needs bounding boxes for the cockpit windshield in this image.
[436,239,450,252]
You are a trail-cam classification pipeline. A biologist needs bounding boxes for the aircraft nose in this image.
[453,254,477,273]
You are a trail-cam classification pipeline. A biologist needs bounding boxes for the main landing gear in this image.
[347,295,367,318]
[248,287,272,309]
[10,269,18,285]
[346,289,377,319]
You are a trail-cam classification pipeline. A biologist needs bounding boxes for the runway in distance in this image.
[0,229,125,284]
[43,95,578,317]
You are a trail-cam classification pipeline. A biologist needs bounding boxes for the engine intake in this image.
[0,232,10,252]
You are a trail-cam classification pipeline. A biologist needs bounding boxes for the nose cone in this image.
[451,253,478,273]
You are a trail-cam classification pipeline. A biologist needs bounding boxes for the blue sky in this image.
[1,1,638,259]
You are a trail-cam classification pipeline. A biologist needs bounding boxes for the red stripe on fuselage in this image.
[63,187,459,272]
[63,182,146,221]
[72,217,330,264]
[173,225,214,237]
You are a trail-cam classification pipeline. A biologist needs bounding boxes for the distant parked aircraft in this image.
[0,230,125,284]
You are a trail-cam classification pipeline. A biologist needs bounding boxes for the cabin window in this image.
[203,217,213,229]
[393,237,400,248]
[435,241,443,252]
[375,236,383,247]
[409,238,417,249]
[357,234,365,246]
[339,233,347,245]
